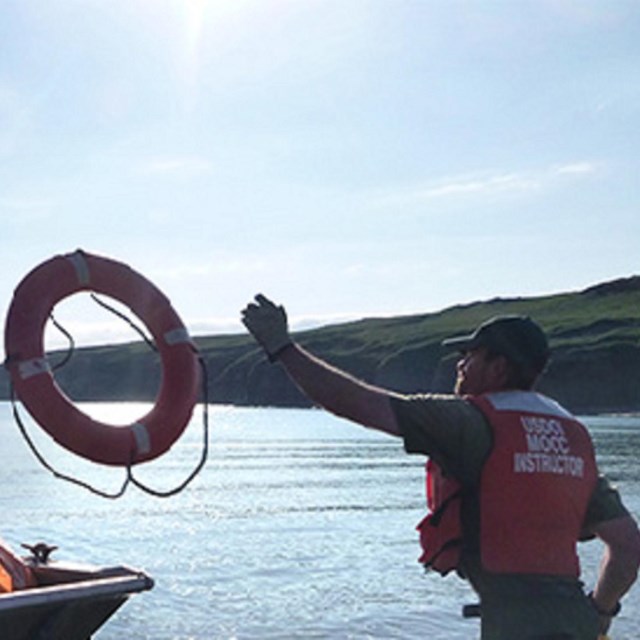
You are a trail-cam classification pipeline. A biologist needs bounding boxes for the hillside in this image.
[2,276,640,414]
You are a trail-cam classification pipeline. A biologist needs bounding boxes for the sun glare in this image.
[161,0,257,109]
[184,0,207,58]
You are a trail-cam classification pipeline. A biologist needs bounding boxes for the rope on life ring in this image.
[4,250,201,469]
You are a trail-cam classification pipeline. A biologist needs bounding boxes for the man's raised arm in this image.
[241,294,401,437]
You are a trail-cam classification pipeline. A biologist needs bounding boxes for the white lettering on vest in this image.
[514,415,585,478]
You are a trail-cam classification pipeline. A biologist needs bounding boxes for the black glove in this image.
[241,294,292,361]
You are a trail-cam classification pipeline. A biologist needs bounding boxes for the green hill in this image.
[3,275,640,414]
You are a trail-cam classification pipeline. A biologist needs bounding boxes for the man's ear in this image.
[487,354,512,387]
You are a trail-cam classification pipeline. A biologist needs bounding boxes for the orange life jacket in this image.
[417,391,598,577]
[416,458,464,575]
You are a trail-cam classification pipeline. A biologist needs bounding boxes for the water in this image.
[1,403,639,639]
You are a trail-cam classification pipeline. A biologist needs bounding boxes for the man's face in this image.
[454,347,506,396]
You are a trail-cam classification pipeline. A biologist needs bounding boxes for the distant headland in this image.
[3,275,639,415]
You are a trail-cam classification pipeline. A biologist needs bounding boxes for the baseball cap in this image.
[442,315,549,373]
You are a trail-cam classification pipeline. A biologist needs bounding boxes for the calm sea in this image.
[1,403,639,640]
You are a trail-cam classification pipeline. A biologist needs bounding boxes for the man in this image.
[241,294,640,640]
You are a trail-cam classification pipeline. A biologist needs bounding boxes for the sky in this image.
[1,0,639,349]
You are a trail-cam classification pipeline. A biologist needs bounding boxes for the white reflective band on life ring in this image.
[131,422,151,455]
[164,327,192,346]
[18,358,51,380]
[66,251,91,286]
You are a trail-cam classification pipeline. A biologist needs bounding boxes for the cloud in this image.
[373,161,600,207]
[553,162,598,175]
[423,172,540,198]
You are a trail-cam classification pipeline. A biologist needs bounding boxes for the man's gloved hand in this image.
[241,294,292,361]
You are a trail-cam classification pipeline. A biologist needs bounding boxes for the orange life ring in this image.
[4,250,201,466]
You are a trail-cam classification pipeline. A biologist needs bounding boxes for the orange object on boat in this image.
[0,564,12,593]
[4,250,200,466]
[0,541,36,591]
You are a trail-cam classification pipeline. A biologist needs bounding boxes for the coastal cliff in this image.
[2,276,639,415]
